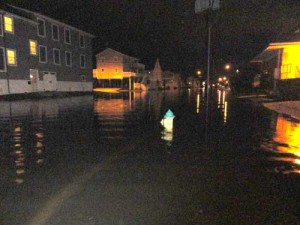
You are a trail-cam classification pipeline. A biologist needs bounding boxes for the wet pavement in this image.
[1,89,300,225]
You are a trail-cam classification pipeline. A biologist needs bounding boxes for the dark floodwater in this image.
[1,89,300,225]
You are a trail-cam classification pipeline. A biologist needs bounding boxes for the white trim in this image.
[0,79,93,95]
[6,48,17,66]
[4,15,14,34]
[53,48,61,65]
[52,23,59,41]
[39,45,47,63]
[0,47,7,72]
[29,39,38,56]
[80,54,86,68]
[65,51,72,67]
[64,28,71,44]
[37,18,46,37]
[0,15,3,37]
[79,33,85,48]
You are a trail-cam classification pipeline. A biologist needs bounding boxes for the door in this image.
[43,72,57,91]
[30,69,39,92]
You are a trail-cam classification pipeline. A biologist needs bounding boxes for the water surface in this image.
[1,90,300,225]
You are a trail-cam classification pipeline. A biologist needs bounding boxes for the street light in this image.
[224,64,231,71]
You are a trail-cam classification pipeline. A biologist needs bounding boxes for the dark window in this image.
[37,19,46,37]
[39,46,47,63]
[52,24,59,40]
[64,28,71,44]
[0,15,3,36]
[65,51,72,66]
[0,48,6,71]
[53,49,60,65]
[79,34,85,48]
[80,55,85,68]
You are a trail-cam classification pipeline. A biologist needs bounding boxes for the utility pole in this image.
[195,0,220,142]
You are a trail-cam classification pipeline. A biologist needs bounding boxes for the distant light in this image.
[225,64,231,70]
[236,69,240,74]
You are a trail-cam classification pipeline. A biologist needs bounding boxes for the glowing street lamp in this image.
[224,64,231,71]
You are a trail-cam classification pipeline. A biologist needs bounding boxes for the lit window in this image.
[29,40,37,55]
[0,47,6,71]
[4,16,14,33]
[79,34,85,48]
[37,18,46,37]
[52,24,59,41]
[80,54,85,68]
[0,15,3,36]
[6,49,16,65]
[53,48,60,65]
[39,45,47,63]
[65,51,72,67]
[64,28,71,44]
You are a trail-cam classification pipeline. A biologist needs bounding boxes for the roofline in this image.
[0,9,37,25]
[7,4,95,38]
[96,48,139,60]
[269,41,300,46]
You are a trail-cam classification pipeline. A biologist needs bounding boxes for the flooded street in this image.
[1,89,300,225]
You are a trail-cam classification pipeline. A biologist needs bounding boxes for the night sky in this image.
[3,0,300,78]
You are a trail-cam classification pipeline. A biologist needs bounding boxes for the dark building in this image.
[0,4,94,95]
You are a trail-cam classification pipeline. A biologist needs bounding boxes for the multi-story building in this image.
[93,48,145,90]
[0,4,94,96]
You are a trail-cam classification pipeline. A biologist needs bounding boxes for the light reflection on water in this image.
[262,114,300,174]
[2,89,300,189]
[0,96,94,185]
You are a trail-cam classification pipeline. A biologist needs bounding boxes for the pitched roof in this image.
[96,48,138,60]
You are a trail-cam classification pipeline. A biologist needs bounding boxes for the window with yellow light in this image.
[6,49,16,65]
[4,16,14,33]
[29,40,37,55]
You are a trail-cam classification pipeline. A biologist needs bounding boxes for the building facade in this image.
[0,5,94,96]
[252,30,300,98]
[93,48,145,90]
[138,59,182,91]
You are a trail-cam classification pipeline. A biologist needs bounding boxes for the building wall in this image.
[0,12,37,81]
[95,49,124,80]
[0,7,94,96]
[280,45,300,79]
